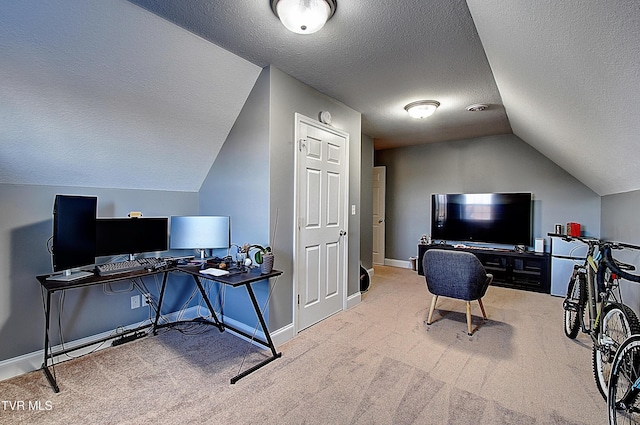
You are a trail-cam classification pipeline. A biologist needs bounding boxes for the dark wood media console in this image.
[417,244,550,293]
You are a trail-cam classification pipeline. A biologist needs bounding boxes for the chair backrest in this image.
[423,249,490,301]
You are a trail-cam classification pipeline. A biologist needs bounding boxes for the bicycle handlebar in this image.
[599,245,640,284]
[560,235,601,245]
[558,235,640,251]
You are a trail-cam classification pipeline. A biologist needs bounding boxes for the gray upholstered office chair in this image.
[422,249,493,335]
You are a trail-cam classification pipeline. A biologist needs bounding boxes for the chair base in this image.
[426,295,487,335]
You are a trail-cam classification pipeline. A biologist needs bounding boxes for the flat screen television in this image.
[96,218,168,258]
[169,216,230,259]
[50,195,97,281]
[431,192,533,246]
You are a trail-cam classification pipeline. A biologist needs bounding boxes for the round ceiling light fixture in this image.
[271,0,337,35]
[466,103,489,112]
[404,100,440,119]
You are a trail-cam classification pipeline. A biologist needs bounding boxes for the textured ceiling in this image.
[467,0,640,196]
[127,0,640,196]
[2,0,639,196]
[0,0,260,191]
[128,0,512,150]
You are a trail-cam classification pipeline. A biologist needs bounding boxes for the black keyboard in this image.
[95,258,164,276]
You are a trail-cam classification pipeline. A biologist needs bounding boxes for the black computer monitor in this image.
[96,218,168,258]
[51,195,97,279]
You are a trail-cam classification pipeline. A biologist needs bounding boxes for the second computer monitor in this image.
[96,217,168,257]
[169,216,230,257]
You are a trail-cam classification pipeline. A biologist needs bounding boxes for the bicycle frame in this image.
[617,376,640,412]
[563,236,603,337]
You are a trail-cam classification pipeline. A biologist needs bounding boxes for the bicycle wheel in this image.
[593,303,640,399]
[609,334,640,424]
[563,271,586,339]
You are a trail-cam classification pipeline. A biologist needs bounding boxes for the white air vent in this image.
[466,103,489,112]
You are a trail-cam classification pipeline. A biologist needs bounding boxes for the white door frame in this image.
[293,112,350,334]
[373,166,386,265]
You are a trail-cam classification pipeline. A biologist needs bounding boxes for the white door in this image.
[295,113,349,332]
[373,166,386,265]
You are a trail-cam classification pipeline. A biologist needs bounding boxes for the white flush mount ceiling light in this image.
[404,100,440,119]
[271,0,337,34]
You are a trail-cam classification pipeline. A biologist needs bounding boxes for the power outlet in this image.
[141,293,150,307]
[130,295,140,309]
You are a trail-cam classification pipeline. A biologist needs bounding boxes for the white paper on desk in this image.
[200,268,229,276]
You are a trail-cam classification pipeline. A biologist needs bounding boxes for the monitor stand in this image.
[46,269,94,282]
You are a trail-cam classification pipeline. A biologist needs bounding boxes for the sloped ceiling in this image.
[129,0,512,151]
[467,1,640,196]
[128,0,640,196]
[0,0,260,192]
[2,0,639,196]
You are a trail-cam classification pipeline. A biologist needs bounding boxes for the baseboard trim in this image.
[384,258,412,269]
[217,315,294,348]
[347,291,361,309]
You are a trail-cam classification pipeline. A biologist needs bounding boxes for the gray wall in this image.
[200,69,270,243]
[198,66,362,332]
[0,184,198,362]
[375,134,601,261]
[269,67,362,329]
[602,190,640,245]
[360,134,374,270]
[198,68,271,328]
[601,189,640,315]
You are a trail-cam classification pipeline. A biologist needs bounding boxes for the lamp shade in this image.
[404,100,440,119]
[271,0,336,34]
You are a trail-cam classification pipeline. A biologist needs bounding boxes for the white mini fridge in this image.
[550,237,588,296]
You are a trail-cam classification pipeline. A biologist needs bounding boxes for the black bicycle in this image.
[563,238,640,399]
[599,242,640,424]
[609,334,640,424]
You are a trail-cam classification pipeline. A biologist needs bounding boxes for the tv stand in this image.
[417,244,550,293]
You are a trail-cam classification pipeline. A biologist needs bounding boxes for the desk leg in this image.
[152,272,169,335]
[41,289,60,393]
[245,283,278,358]
[190,275,224,332]
[229,282,282,384]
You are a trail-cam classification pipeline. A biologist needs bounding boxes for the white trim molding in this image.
[384,258,412,269]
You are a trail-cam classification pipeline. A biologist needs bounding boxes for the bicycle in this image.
[609,333,640,424]
[562,237,640,399]
[599,242,640,424]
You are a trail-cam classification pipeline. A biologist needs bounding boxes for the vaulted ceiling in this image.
[2,1,639,196]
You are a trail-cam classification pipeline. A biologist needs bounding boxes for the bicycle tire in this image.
[563,271,586,339]
[593,303,640,399]
[608,334,640,425]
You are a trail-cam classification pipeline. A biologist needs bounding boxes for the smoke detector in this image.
[466,103,489,112]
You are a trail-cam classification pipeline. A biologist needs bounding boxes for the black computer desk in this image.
[37,266,283,392]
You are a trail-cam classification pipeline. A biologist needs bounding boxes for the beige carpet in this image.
[0,265,605,424]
